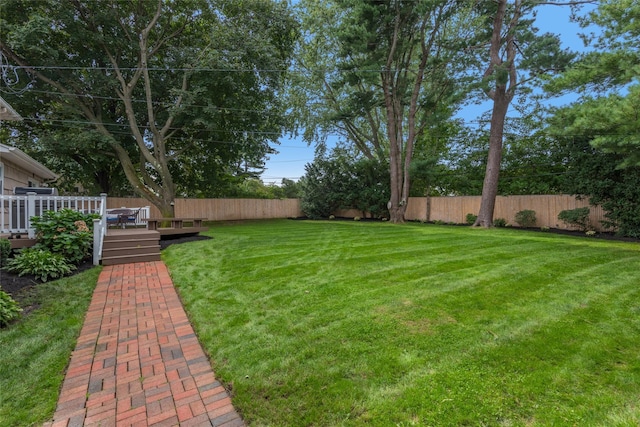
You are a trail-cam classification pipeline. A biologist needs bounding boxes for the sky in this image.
[261,3,596,185]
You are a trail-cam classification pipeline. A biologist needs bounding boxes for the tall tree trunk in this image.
[473,0,518,227]
[475,87,509,227]
[387,130,406,223]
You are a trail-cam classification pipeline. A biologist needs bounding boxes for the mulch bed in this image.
[0,234,212,299]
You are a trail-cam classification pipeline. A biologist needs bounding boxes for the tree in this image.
[549,130,640,237]
[0,0,297,215]
[547,0,640,166]
[545,0,640,236]
[299,150,348,219]
[471,0,578,227]
[294,0,468,223]
[299,147,389,219]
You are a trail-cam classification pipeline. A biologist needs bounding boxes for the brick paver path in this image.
[44,261,244,427]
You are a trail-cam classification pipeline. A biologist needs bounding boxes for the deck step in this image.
[101,230,161,266]
[101,253,161,266]
[102,245,160,258]
[102,237,160,250]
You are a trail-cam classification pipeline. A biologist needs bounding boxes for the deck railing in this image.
[0,193,108,238]
[0,193,154,265]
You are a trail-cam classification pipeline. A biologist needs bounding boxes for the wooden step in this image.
[101,253,161,266]
[102,245,160,257]
[102,237,160,250]
[101,230,161,265]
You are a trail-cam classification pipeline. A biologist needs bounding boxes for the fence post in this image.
[26,192,36,239]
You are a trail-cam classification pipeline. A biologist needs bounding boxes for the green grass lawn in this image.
[163,220,640,426]
[0,267,100,426]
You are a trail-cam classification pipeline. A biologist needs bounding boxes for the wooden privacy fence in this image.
[108,195,608,231]
[107,198,303,221]
[405,195,608,231]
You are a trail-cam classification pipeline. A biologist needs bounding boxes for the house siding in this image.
[1,159,45,195]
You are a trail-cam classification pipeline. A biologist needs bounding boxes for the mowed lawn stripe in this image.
[163,220,640,426]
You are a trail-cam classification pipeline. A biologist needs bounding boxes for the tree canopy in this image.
[0,0,297,213]
[293,0,469,223]
[548,0,640,167]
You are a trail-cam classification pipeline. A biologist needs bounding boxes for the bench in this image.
[145,217,206,231]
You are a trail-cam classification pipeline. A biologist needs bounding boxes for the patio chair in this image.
[107,208,142,228]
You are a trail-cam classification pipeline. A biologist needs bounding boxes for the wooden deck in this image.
[3,226,207,246]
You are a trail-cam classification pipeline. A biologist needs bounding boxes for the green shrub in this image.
[466,213,478,225]
[0,238,11,268]
[558,207,590,231]
[515,210,537,228]
[0,290,22,327]
[493,218,507,227]
[30,209,98,264]
[5,248,76,282]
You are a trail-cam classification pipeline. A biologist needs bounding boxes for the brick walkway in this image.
[44,261,244,427]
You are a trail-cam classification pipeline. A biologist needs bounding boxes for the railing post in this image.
[26,192,36,239]
[100,193,108,225]
[93,218,101,265]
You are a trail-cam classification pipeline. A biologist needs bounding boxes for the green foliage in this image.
[1,0,298,209]
[466,213,477,225]
[558,207,591,231]
[549,131,640,238]
[300,149,389,219]
[547,1,640,168]
[515,209,537,227]
[0,238,11,268]
[30,209,97,264]
[299,155,345,219]
[441,124,567,197]
[5,248,76,283]
[0,291,22,328]
[493,218,507,227]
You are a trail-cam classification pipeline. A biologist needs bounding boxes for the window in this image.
[0,162,4,195]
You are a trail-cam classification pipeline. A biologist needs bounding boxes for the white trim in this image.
[0,143,58,181]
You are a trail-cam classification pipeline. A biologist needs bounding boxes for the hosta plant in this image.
[0,291,22,327]
[5,248,76,282]
[0,238,11,268]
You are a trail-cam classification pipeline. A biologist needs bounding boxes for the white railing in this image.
[0,193,107,238]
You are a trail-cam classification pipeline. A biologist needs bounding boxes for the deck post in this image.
[93,218,102,265]
[26,192,36,239]
[100,193,108,225]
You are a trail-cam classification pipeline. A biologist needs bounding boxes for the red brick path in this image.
[43,261,244,427]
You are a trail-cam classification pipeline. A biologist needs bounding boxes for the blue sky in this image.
[261,4,596,185]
